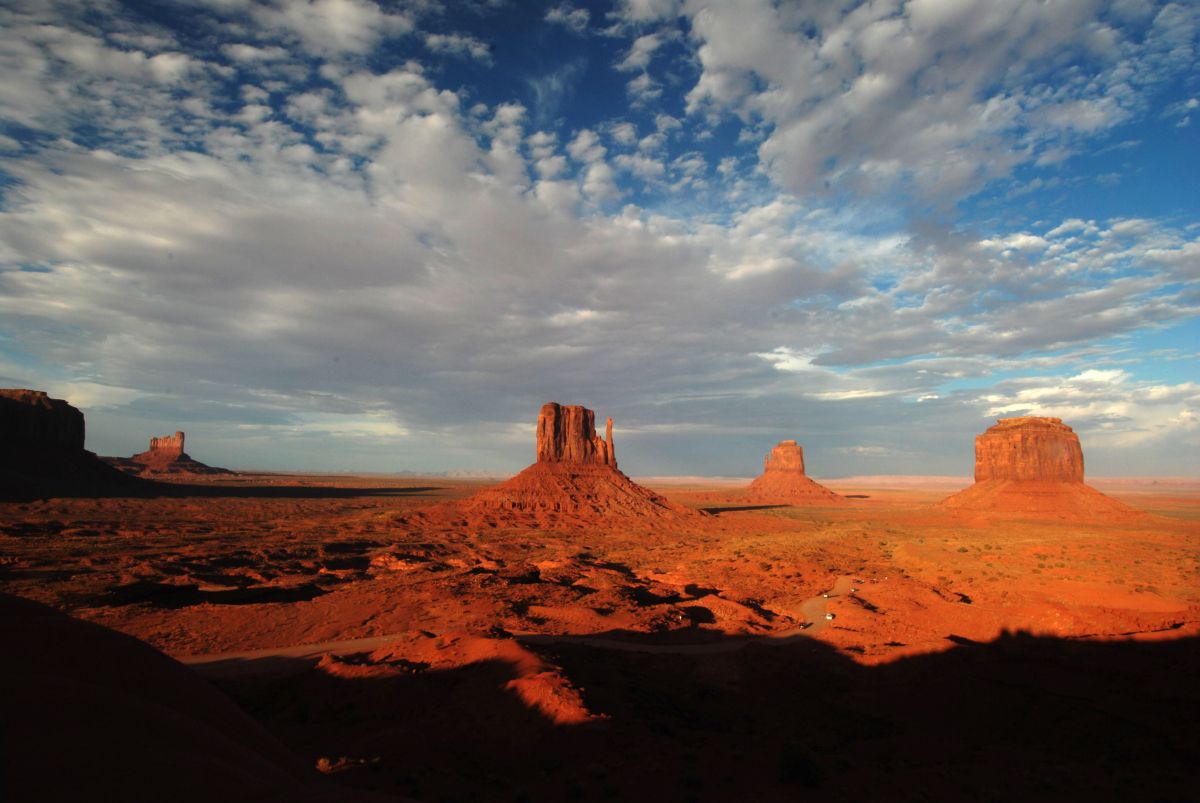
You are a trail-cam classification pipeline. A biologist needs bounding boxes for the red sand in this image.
[1,473,1197,802]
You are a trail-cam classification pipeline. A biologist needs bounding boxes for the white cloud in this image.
[0,0,1196,477]
[679,0,1200,204]
[424,32,492,64]
[980,371,1200,449]
[545,3,590,34]
[617,33,661,72]
[254,0,414,56]
[614,0,680,23]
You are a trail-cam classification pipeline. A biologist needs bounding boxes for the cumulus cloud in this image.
[545,3,589,34]
[979,369,1200,450]
[679,0,1200,204]
[253,0,414,56]
[0,0,1196,476]
[424,31,491,64]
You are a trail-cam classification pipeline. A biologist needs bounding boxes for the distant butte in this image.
[409,402,699,526]
[744,439,845,505]
[0,388,139,500]
[941,416,1142,520]
[105,431,233,477]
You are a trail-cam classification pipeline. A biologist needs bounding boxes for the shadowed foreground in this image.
[205,628,1198,803]
[4,587,1192,803]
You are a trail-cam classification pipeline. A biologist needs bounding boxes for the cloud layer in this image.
[0,0,1196,475]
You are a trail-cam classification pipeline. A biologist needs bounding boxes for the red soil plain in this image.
[2,394,1198,802]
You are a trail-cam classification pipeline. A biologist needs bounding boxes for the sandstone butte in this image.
[744,439,845,504]
[941,416,1142,521]
[410,402,698,525]
[106,431,232,477]
[0,388,136,499]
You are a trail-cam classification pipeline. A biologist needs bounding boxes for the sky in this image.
[0,0,1197,477]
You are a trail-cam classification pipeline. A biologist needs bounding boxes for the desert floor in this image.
[2,474,1197,802]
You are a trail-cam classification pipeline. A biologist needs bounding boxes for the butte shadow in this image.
[940,416,1145,521]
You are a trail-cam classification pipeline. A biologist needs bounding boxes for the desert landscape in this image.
[2,391,1197,802]
[3,2,1199,801]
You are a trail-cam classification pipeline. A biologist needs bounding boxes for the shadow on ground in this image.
[205,628,1198,803]
[4,591,1197,803]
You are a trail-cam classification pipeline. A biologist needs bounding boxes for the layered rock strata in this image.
[942,417,1140,520]
[745,439,844,504]
[973,417,1084,482]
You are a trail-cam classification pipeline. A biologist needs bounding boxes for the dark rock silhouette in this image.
[0,388,138,500]
[0,593,400,803]
[0,388,85,449]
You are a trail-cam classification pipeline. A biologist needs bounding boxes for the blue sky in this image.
[0,0,1197,476]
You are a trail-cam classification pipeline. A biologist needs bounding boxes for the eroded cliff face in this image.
[761,439,805,474]
[147,432,185,457]
[536,403,616,467]
[0,389,85,450]
[942,416,1140,521]
[114,430,231,476]
[974,417,1084,483]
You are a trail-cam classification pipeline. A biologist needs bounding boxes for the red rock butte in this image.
[942,416,1141,520]
[412,402,697,525]
[105,430,232,477]
[148,431,186,457]
[745,439,844,504]
[974,417,1084,482]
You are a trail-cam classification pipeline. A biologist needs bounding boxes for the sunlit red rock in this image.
[942,416,1140,520]
[106,430,233,477]
[974,417,1084,482]
[536,402,616,466]
[745,439,844,505]
[408,402,697,524]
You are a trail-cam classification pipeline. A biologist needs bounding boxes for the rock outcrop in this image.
[406,402,698,526]
[149,431,186,457]
[536,403,616,466]
[0,389,85,450]
[942,417,1141,520]
[973,417,1084,482]
[105,430,232,477]
[0,389,138,500]
[745,439,844,505]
